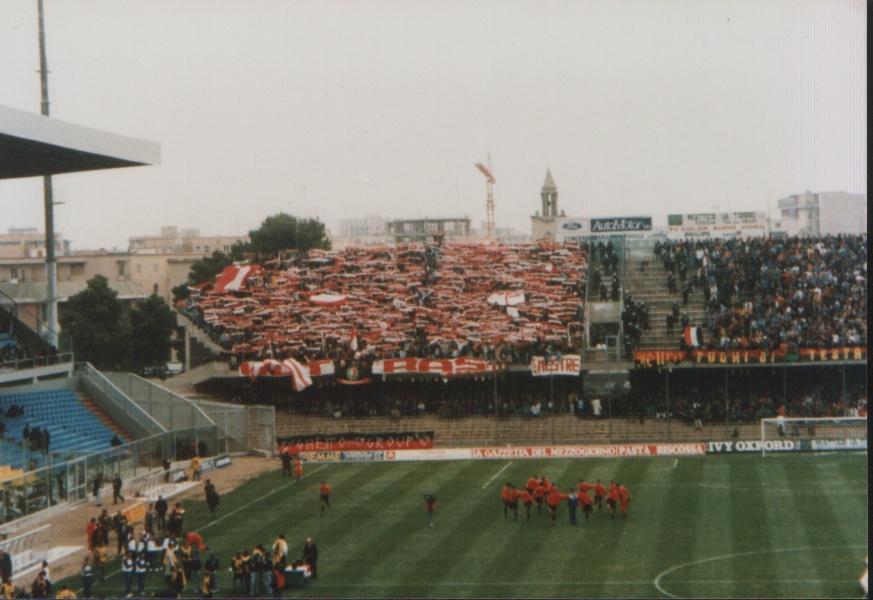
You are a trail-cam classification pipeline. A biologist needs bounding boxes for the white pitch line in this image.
[199,464,329,533]
[653,544,867,598]
[74,577,854,595]
[75,464,329,594]
[481,461,513,489]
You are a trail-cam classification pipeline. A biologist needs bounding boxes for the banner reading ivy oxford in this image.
[530,355,582,376]
[633,346,866,368]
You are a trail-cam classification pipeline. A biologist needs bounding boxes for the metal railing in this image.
[104,372,214,431]
[0,524,49,554]
[0,352,74,373]
[77,364,166,438]
[0,424,217,525]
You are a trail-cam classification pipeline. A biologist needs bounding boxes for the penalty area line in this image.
[482,461,513,489]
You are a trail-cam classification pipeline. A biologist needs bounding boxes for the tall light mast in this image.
[37,0,59,348]
[474,156,496,240]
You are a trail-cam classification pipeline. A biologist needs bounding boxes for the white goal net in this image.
[760,416,867,456]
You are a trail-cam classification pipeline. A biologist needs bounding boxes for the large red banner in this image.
[372,357,497,377]
[634,346,866,368]
[280,437,434,454]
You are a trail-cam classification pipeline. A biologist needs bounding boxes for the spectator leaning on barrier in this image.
[0,550,11,583]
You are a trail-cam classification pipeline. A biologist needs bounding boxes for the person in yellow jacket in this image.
[92,545,108,581]
[0,578,15,600]
[191,456,202,481]
[55,584,77,598]
[201,568,217,599]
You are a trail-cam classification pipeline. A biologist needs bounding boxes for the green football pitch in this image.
[69,452,867,598]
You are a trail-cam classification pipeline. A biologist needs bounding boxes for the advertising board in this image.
[590,216,652,233]
[299,451,342,463]
[666,212,768,240]
[809,438,867,451]
[469,443,704,459]
[386,448,473,461]
[340,451,386,462]
[706,440,799,453]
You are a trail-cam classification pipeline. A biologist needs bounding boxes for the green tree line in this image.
[173,212,330,301]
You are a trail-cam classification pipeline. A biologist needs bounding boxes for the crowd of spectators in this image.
[621,293,650,357]
[183,242,587,367]
[628,367,866,426]
[588,240,621,302]
[654,235,867,350]
[249,375,581,420]
[0,335,60,371]
[21,423,51,453]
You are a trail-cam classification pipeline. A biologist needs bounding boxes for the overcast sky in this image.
[0,0,866,250]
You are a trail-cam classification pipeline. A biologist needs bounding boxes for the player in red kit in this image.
[526,476,539,494]
[293,457,303,482]
[519,488,534,520]
[501,483,513,519]
[607,481,620,520]
[509,485,521,521]
[319,481,331,514]
[579,485,594,521]
[546,487,568,522]
[532,481,547,515]
[578,479,594,496]
[618,483,631,518]
[594,480,607,510]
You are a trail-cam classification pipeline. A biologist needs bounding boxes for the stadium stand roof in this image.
[0,104,160,179]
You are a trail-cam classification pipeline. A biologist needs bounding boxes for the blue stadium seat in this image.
[0,389,120,464]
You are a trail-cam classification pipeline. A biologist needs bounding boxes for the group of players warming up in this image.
[501,477,631,524]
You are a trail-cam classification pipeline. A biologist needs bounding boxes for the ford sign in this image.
[562,221,583,230]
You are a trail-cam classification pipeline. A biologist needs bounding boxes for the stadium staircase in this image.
[622,239,707,349]
[175,310,225,355]
[276,412,760,447]
[75,393,131,441]
[582,237,632,399]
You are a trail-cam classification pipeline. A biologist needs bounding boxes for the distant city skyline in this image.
[0,0,866,249]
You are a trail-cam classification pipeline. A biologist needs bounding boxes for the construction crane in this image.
[474,156,496,240]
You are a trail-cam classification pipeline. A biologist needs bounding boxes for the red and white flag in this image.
[683,326,703,348]
[350,327,358,352]
[282,358,313,392]
[214,265,258,292]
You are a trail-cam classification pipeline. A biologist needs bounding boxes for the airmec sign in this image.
[590,216,652,233]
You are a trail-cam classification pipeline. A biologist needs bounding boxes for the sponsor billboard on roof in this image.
[667,212,768,240]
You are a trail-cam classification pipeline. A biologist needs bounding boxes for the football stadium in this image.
[0,2,867,599]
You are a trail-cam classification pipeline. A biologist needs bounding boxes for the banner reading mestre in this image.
[530,355,581,376]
